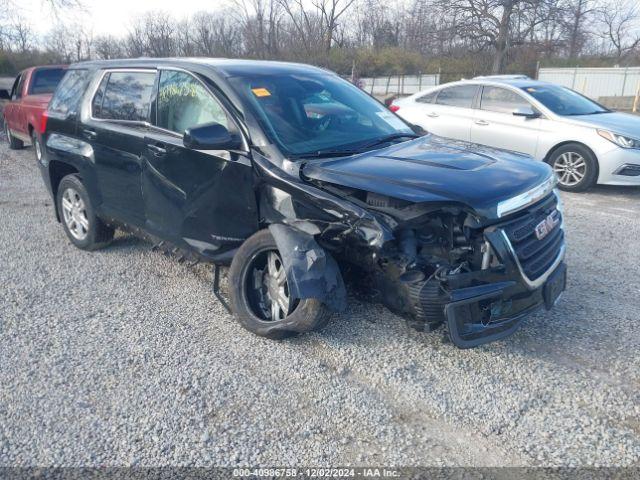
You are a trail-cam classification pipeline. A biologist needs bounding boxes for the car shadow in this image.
[582,184,640,198]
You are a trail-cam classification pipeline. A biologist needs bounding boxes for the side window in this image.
[10,74,22,100]
[49,69,90,116]
[93,71,155,122]
[480,86,530,113]
[435,85,478,108]
[156,70,229,134]
[416,90,438,104]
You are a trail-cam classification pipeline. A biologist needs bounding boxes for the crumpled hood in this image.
[302,135,552,219]
[559,111,640,139]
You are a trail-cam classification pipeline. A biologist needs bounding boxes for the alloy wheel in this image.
[33,135,42,161]
[553,151,586,187]
[61,187,89,241]
[248,250,295,321]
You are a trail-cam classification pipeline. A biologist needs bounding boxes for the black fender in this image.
[268,223,347,312]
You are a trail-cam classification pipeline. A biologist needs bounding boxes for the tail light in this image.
[39,111,48,134]
[389,104,400,112]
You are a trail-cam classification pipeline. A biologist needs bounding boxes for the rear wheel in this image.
[548,143,597,192]
[56,174,114,250]
[32,131,43,163]
[5,122,23,149]
[228,229,331,339]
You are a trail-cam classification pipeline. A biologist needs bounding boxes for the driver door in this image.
[471,86,541,156]
[141,69,258,258]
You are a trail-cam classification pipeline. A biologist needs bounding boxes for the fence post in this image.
[621,67,629,96]
[633,81,640,113]
[571,66,578,89]
[418,71,422,91]
[385,75,391,95]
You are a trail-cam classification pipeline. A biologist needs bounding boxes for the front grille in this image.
[499,194,564,281]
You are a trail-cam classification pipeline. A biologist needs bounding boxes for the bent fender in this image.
[268,224,347,312]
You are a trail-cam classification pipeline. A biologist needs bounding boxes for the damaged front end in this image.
[254,152,566,348]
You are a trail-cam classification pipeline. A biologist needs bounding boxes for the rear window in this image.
[435,85,478,108]
[48,69,90,116]
[30,68,67,95]
[92,71,156,122]
[416,90,438,104]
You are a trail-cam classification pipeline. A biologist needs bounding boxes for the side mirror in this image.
[0,89,10,100]
[412,124,428,136]
[513,107,540,119]
[183,122,242,150]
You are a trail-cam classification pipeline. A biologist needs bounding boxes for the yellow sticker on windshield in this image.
[252,88,271,97]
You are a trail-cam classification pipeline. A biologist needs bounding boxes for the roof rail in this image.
[472,74,530,80]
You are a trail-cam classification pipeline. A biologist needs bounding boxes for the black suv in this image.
[38,58,566,348]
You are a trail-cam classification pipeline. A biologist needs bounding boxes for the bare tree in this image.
[562,0,594,57]
[126,12,178,57]
[277,0,357,59]
[231,0,282,58]
[434,0,559,73]
[93,35,125,59]
[597,0,640,59]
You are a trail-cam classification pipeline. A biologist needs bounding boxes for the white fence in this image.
[538,67,640,99]
[359,74,441,96]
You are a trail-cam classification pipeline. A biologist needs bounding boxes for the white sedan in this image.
[391,76,640,191]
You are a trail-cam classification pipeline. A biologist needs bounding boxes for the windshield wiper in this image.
[355,133,419,150]
[289,149,362,159]
[564,110,610,116]
[291,133,419,160]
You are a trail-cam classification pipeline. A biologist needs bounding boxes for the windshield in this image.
[228,73,414,156]
[521,84,609,116]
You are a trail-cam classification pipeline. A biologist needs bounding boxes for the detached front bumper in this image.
[444,261,566,348]
[442,219,567,348]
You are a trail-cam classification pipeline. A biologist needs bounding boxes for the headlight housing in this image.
[496,175,557,218]
[597,129,640,149]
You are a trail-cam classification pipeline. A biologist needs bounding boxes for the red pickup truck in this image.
[1,65,67,160]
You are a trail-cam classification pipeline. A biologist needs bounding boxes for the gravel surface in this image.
[1,140,639,467]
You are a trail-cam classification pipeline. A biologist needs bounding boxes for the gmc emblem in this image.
[535,213,560,240]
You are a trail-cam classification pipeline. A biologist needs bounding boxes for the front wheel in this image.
[228,229,331,339]
[548,144,598,192]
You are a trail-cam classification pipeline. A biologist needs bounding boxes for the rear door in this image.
[422,84,479,141]
[394,89,439,131]
[81,69,157,226]
[471,85,541,156]
[141,68,258,257]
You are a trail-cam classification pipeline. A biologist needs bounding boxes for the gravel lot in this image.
[1,139,639,468]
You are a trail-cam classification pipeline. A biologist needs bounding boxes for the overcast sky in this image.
[21,0,226,37]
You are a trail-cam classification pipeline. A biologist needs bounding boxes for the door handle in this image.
[81,128,97,139]
[427,112,439,118]
[147,144,167,156]
[474,120,489,126]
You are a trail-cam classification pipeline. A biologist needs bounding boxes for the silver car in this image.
[392,75,640,191]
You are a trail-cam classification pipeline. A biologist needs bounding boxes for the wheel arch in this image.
[543,140,600,180]
[49,160,80,222]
